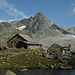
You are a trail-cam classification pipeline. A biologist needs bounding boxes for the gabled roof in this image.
[7,34,36,43]
[61,46,69,48]
[19,34,35,42]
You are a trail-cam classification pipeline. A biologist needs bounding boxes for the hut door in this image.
[16,42,27,49]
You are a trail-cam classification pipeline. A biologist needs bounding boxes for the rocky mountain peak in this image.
[0,12,73,36]
[35,12,44,18]
[10,12,70,36]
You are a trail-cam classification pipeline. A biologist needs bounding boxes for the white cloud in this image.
[0,0,29,22]
[0,19,5,23]
[70,3,75,6]
[69,3,75,14]
[71,7,75,14]
[7,19,19,22]
[0,18,22,23]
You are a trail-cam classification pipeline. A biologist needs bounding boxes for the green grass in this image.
[0,49,59,70]
[0,49,75,70]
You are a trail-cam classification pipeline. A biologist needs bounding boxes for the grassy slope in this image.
[0,49,59,70]
[0,49,75,70]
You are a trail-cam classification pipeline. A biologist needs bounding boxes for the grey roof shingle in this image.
[19,34,35,42]
[19,34,42,45]
[23,41,42,45]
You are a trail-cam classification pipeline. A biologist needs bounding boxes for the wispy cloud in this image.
[0,0,29,22]
[0,19,5,22]
[71,7,75,14]
[70,3,75,6]
[70,3,75,14]
[0,19,19,23]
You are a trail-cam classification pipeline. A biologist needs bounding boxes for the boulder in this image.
[5,70,16,75]
[20,69,28,71]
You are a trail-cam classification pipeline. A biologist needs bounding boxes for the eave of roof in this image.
[23,41,42,45]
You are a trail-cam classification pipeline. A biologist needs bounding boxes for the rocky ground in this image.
[0,49,75,71]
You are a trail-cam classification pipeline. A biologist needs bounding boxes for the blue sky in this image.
[0,0,75,28]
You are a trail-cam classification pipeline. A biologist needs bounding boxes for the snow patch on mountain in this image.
[72,35,75,38]
[16,26,26,30]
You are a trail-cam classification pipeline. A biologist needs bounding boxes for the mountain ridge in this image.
[0,12,75,50]
[0,12,74,34]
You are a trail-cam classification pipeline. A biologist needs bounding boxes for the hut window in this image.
[14,41,16,43]
[11,41,12,43]
[28,45,30,46]
[14,45,16,47]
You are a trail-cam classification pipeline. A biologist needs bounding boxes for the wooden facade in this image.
[7,34,42,50]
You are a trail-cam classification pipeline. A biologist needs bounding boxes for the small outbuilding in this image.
[7,34,42,50]
[47,43,62,55]
[43,43,71,59]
